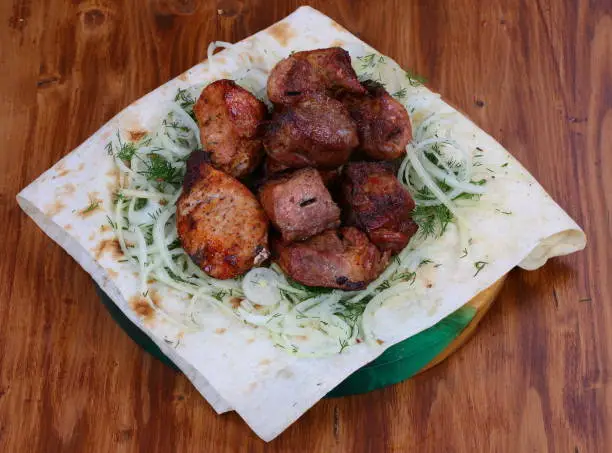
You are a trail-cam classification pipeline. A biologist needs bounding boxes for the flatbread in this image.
[17,6,586,441]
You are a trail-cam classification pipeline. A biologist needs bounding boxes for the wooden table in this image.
[1,0,609,451]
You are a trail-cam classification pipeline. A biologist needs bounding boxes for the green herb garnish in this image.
[139,154,183,186]
[405,70,427,87]
[175,88,197,121]
[392,88,408,100]
[412,204,454,239]
[473,261,488,277]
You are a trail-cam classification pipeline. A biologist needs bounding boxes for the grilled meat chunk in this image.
[341,81,412,160]
[263,93,358,169]
[177,151,269,279]
[341,161,418,253]
[194,79,267,178]
[259,168,340,242]
[273,227,390,290]
[267,47,365,105]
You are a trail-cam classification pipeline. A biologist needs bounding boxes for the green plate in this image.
[96,284,476,396]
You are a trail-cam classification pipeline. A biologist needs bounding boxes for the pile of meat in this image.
[177,48,418,290]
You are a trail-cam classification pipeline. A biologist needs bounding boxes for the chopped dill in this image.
[112,191,126,205]
[412,204,454,239]
[501,162,509,168]
[106,215,117,230]
[392,271,416,284]
[392,87,408,100]
[473,261,488,277]
[357,53,378,70]
[139,154,183,186]
[419,258,433,267]
[174,88,197,121]
[134,198,148,211]
[166,267,188,283]
[405,70,427,87]
[168,238,182,250]
[141,224,154,245]
[212,289,228,301]
[287,278,333,296]
[116,135,138,162]
[495,209,512,215]
[378,280,391,290]
[339,338,350,353]
[148,207,164,221]
[162,119,190,133]
[460,248,468,258]
[81,198,100,215]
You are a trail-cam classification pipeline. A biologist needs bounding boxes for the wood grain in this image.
[1,0,609,451]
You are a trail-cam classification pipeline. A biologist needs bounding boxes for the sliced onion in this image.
[242,267,283,306]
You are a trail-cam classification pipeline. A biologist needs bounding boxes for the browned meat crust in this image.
[259,168,340,242]
[177,151,269,279]
[194,79,267,178]
[273,227,390,290]
[267,48,365,105]
[341,81,412,161]
[263,93,358,169]
[341,161,418,253]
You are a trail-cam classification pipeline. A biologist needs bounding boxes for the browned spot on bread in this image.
[45,199,66,216]
[331,39,346,47]
[64,224,72,231]
[259,359,271,366]
[376,339,385,345]
[132,272,139,277]
[77,163,84,171]
[94,238,123,260]
[130,296,155,322]
[54,163,70,177]
[106,167,120,179]
[330,20,348,33]
[268,22,295,46]
[59,183,76,196]
[100,224,112,233]
[149,290,162,307]
[229,297,243,309]
[246,337,255,344]
[177,72,189,81]
[215,328,227,334]
[128,130,148,142]
[88,231,96,241]
[215,56,227,65]
[78,192,103,218]
[106,168,121,192]
[108,269,119,279]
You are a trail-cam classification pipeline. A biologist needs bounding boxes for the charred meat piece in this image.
[259,168,340,242]
[273,227,390,290]
[341,81,412,160]
[264,93,359,169]
[194,79,267,178]
[267,47,365,105]
[341,161,418,253]
[177,151,269,279]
